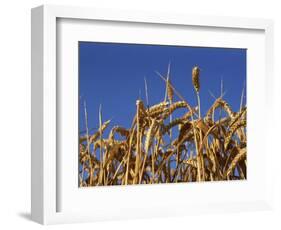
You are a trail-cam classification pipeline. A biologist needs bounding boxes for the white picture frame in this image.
[31,5,274,225]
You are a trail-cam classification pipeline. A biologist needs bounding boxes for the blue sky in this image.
[79,42,246,134]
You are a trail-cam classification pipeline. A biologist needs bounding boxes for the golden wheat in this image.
[79,65,247,186]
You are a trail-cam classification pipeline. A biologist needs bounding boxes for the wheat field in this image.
[79,66,247,187]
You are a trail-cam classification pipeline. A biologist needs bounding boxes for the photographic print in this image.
[79,42,247,187]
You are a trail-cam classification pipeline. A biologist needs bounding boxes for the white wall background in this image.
[0,0,280,229]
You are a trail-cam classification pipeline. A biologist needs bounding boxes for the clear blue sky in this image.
[79,42,246,134]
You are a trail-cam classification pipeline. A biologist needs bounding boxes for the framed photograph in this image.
[31,5,274,225]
